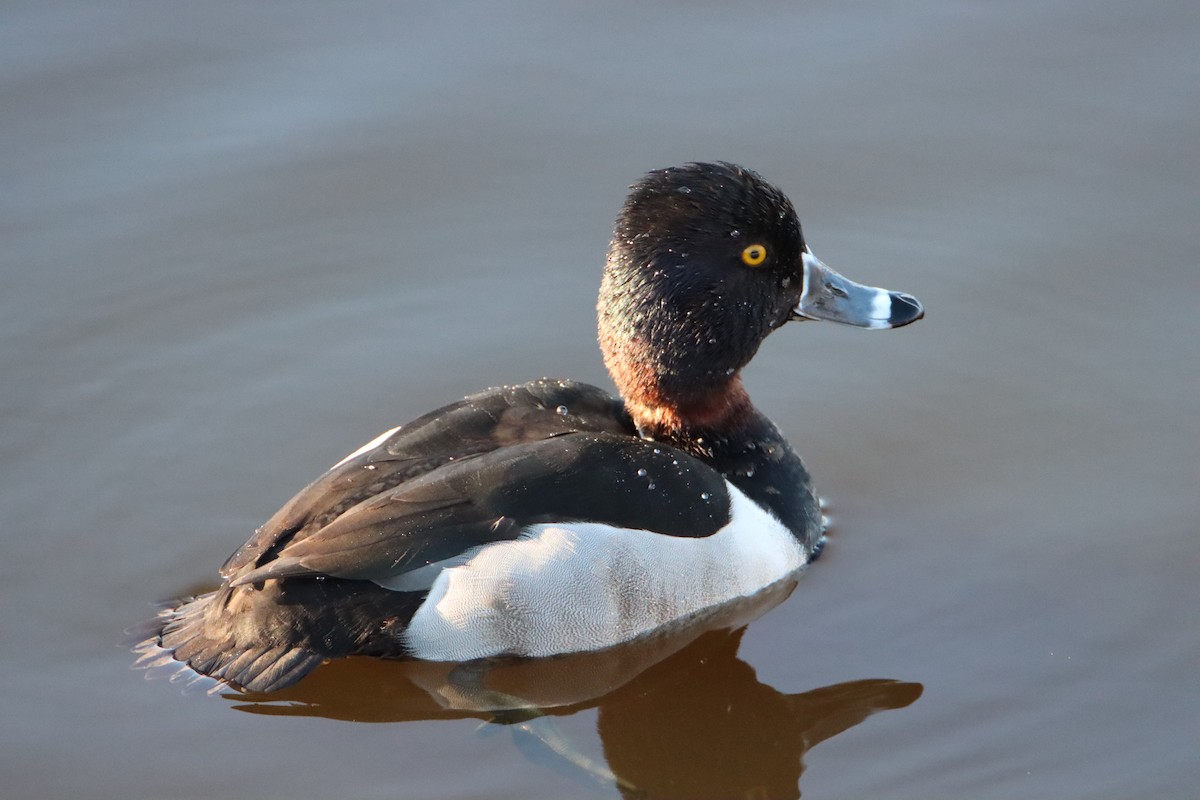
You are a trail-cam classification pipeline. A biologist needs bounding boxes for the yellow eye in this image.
[741,243,768,267]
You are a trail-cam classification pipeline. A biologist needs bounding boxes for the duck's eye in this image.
[741,243,768,267]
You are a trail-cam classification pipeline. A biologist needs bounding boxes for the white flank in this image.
[398,483,807,662]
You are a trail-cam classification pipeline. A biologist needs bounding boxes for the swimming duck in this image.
[140,162,923,692]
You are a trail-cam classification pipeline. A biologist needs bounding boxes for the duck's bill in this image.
[792,249,924,329]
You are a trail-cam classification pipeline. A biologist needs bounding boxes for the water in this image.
[2,1,1197,797]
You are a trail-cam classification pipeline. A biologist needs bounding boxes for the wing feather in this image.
[220,379,632,579]
[228,432,732,587]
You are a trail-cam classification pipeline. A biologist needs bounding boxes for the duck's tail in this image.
[133,579,424,693]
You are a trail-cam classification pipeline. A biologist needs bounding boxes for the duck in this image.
[138,161,923,693]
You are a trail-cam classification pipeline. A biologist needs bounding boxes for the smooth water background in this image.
[2,1,1197,797]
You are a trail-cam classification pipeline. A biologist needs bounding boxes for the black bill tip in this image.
[888,292,925,328]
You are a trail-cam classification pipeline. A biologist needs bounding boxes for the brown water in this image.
[3,1,1197,797]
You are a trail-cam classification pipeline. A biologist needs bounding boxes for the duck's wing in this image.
[220,379,633,579]
[227,432,732,588]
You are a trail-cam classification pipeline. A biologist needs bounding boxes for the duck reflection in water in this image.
[229,582,921,799]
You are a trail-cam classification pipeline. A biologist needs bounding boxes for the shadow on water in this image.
[228,583,922,799]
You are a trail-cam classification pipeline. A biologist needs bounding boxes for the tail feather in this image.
[140,589,321,692]
[135,577,424,693]
[246,649,327,693]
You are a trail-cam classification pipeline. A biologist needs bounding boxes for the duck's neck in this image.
[619,371,779,470]
[622,374,756,442]
[599,294,760,442]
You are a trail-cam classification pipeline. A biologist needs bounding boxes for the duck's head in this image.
[598,161,923,438]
